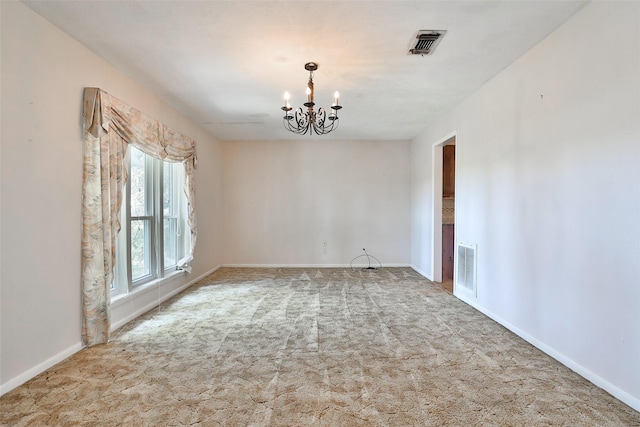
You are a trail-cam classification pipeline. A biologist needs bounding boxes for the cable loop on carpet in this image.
[350,248,382,270]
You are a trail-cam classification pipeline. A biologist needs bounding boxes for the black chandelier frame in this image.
[281,62,342,136]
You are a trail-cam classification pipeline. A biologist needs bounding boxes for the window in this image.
[112,146,189,295]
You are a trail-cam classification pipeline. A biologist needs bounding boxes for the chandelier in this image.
[281,62,342,135]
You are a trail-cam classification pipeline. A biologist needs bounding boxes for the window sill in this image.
[111,269,186,309]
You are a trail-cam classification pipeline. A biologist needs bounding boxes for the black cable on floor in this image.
[349,248,382,271]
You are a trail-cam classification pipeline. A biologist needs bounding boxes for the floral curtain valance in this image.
[83,88,198,165]
[81,88,198,346]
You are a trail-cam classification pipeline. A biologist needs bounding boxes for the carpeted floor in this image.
[2,267,639,426]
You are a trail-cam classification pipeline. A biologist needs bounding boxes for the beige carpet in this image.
[2,267,639,426]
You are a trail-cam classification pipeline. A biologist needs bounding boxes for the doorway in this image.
[431,132,456,292]
[441,143,455,292]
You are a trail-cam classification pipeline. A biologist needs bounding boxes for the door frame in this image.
[431,131,457,282]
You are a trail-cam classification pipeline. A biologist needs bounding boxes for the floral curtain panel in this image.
[81,88,197,346]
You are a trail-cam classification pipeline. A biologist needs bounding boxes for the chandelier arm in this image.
[316,119,337,135]
[284,109,306,135]
[297,108,311,135]
[310,107,341,135]
[314,107,326,129]
[284,118,308,135]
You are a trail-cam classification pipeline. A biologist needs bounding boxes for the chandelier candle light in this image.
[281,62,342,135]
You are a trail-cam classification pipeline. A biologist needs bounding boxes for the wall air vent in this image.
[409,30,446,55]
[455,242,477,297]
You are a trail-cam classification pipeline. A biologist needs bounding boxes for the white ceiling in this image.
[24,1,588,142]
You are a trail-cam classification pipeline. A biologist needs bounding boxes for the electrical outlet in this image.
[323,240,327,255]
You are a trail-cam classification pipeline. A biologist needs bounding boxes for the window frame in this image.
[112,146,187,296]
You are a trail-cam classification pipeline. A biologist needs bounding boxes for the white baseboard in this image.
[410,264,433,281]
[221,263,410,268]
[1,342,84,397]
[111,265,221,331]
[12,265,635,414]
[454,291,640,413]
[0,266,222,398]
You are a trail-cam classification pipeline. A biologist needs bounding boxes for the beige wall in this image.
[0,1,223,393]
[221,139,411,266]
[411,1,640,410]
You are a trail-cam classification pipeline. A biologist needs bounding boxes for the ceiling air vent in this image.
[409,30,446,55]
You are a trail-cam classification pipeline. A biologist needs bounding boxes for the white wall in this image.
[222,140,411,266]
[411,2,640,410]
[0,1,223,393]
